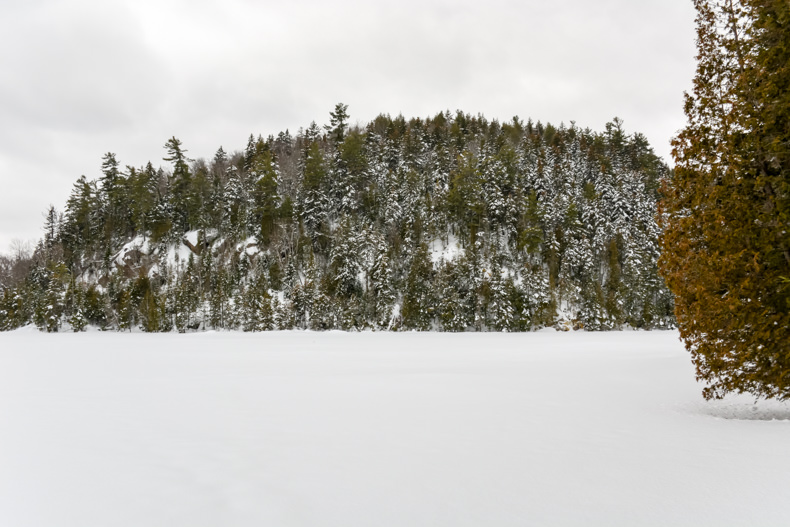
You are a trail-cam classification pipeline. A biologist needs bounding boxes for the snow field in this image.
[1,330,789,527]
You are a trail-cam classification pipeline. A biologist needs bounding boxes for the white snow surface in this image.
[430,235,462,263]
[1,330,789,527]
[184,230,200,247]
[113,234,150,263]
[236,236,259,257]
[164,242,195,268]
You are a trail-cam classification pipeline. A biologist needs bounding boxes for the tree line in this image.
[1,106,675,333]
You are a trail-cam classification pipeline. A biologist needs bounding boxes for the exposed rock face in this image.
[112,239,154,279]
[183,229,220,256]
[182,238,201,256]
[117,249,147,278]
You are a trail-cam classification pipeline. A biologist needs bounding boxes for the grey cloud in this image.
[0,1,169,134]
[0,0,697,252]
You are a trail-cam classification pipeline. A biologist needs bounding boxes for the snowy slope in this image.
[1,330,789,527]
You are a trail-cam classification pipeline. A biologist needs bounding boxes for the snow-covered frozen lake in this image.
[1,329,789,527]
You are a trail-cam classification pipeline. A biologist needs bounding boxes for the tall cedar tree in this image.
[660,0,790,400]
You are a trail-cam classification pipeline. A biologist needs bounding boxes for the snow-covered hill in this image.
[1,114,676,333]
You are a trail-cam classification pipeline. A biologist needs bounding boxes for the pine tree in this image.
[660,0,790,400]
[0,289,8,331]
[61,176,96,266]
[164,137,193,232]
[67,282,88,332]
[0,287,27,331]
[43,205,60,257]
[124,164,151,236]
[401,242,434,330]
[485,260,516,331]
[520,262,554,329]
[224,163,252,240]
[448,152,485,243]
[369,241,396,329]
[326,103,349,144]
[300,141,330,237]
[434,261,472,332]
[109,277,135,332]
[336,128,368,213]
[99,152,129,242]
[207,258,232,330]
[140,287,165,332]
[329,219,362,298]
[249,140,280,245]
[241,275,273,331]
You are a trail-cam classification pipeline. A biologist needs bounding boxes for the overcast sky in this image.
[0,0,697,253]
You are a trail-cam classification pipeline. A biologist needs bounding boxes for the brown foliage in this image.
[660,0,790,399]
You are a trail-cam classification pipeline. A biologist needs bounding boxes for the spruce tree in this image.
[401,243,434,330]
[369,242,396,329]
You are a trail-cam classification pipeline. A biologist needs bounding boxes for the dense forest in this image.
[0,106,674,332]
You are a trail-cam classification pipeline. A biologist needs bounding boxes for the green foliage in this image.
[660,0,790,399]
[0,287,27,331]
[401,243,435,330]
[434,261,474,332]
[329,219,362,298]
[7,104,673,335]
[448,152,485,241]
[82,285,108,329]
[241,275,273,332]
[369,242,396,329]
[326,103,349,144]
[250,143,280,245]
[164,137,193,232]
[64,281,88,332]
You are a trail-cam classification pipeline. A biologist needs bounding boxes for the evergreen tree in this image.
[164,137,193,232]
[448,152,485,242]
[434,261,472,331]
[660,0,790,399]
[329,219,362,298]
[61,176,96,266]
[401,243,434,330]
[32,261,69,332]
[67,282,88,332]
[520,262,554,329]
[249,140,280,245]
[369,241,396,329]
[485,261,516,331]
[139,287,165,332]
[326,103,349,144]
[99,152,129,242]
[241,274,273,331]
[42,205,61,261]
[300,141,330,237]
